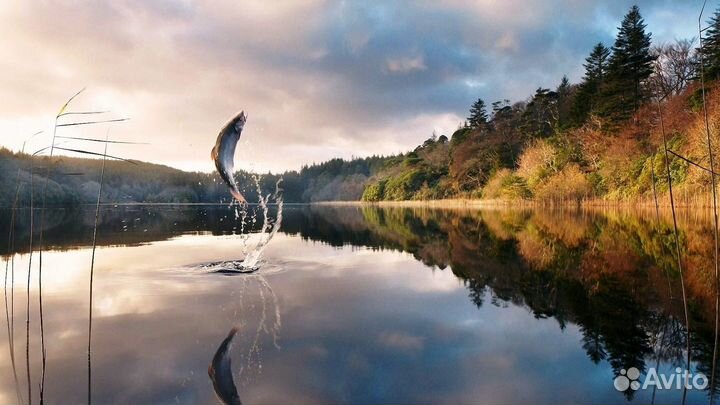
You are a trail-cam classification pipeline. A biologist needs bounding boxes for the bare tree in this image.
[649,38,698,98]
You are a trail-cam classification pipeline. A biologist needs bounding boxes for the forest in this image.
[4,5,720,206]
[0,148,391,206]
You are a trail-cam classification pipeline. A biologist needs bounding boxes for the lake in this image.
[1,204,719,404]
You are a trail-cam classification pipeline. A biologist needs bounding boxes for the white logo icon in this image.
[614,367,641,391]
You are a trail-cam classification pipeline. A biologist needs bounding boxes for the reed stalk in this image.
[25,157,34,405]
[658,98,691,405]
[87,132,109,405]
[699,2,720,400]
[4,137,34,405]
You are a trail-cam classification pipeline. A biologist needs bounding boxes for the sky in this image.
[0,0,704,173]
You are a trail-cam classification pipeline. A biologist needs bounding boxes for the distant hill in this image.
[0,147,394,206]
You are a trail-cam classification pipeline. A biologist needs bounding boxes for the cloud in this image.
[378,331,425,352]
[0,0,700,172]
[386,55,427,73]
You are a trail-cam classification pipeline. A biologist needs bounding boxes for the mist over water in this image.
[1,205,719,404]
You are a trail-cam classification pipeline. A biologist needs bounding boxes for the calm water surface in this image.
[1,205,719,404]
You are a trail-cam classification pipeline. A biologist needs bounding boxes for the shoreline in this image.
[311,197,720,210]
[312,198,720,225]
[4,197,718,211]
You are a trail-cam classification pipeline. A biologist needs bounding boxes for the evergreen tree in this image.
[522,88,558,137]
[570,43,609,126]
[491,99,512,118]
[600,5,655,124]
[467,98,488,128]
[558,75,571,94]
[700,7,720,80]
[584,43,611,83]
[557,75,575,130]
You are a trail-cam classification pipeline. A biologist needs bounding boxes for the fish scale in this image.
[212,111,247,203]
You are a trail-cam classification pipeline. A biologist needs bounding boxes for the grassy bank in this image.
[318,190,720,209]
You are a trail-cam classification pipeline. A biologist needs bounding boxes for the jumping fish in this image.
[211,111,247,203]
[208,327,242,405]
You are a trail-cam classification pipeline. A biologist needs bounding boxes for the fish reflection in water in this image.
[209,327,242,405]
[209,273,281,404]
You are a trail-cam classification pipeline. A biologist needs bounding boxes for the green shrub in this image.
[516,139,556,188]
[384,169,425,200]
[688,86,709,113]
[361,179,387,201]
[534,164,592,202]
[483,169,531,199]
[450,127,472,146]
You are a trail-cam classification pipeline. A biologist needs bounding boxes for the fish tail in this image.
[231,189,246,204]
[208,327,240,377]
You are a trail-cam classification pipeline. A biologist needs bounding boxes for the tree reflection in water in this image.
[283,205,720,400]
[3,204,720,400]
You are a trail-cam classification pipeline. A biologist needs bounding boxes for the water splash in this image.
[202,176,283,273]
[241,177,283,269]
